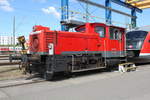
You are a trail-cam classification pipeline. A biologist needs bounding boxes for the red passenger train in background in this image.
[126,29,150,63]
[19,23,126,80]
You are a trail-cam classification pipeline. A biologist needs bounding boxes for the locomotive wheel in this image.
[64,64,72,78]
[44,72,54,81]
[105,65,112,72]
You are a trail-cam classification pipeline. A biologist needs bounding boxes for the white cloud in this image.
[42,6,60,19]
[0,0,14,12]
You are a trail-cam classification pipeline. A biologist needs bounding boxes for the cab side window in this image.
[110,28,121,40]
[76,27,85,32]
[95,26,105,38]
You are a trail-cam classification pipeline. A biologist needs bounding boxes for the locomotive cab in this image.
[75,23,125,57]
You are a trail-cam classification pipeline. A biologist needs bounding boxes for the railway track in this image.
[0,62,20,66]
[0,79,46,89]
[0,55,9,58]
[0,55,9,60]
[0,55,20,65]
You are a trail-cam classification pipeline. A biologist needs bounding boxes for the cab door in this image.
[94,25,106,53]
[107,27,125,57]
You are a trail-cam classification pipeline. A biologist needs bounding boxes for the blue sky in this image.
[0,0,149,38]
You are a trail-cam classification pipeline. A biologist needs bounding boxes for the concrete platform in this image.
[0,77,44,88]
[0,64,150,100]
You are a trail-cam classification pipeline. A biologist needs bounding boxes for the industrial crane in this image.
[126,0,150,9]
[61,0,142,30]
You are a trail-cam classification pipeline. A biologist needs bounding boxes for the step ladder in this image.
[118,62,137,73]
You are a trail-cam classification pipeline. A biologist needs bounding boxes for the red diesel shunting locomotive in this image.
[23,23,126,80]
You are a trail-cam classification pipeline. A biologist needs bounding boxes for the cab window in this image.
[95,26,105,37]
[110,28,121,40]
[76,27,85,32]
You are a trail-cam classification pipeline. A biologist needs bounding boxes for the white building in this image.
[0,36,18,45]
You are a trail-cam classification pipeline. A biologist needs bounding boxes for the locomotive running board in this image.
[71,66,106,73]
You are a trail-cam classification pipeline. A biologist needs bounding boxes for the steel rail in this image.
[0,62,19,66]
[0,56,9,58]
[0,80,46,89]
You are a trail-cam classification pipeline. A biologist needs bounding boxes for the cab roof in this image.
[75,22,125,31]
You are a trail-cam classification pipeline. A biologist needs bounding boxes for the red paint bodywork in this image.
[140,32,150,54]
[29,23,125,56]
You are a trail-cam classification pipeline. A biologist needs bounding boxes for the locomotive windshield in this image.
[95,26,105,37]
[126,31,148,40]
[76,27,85,32]
[109,28,122,40]
[126,31,148,50]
